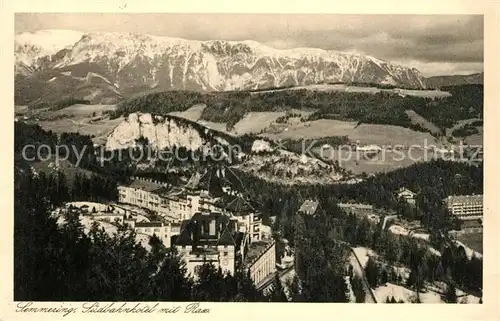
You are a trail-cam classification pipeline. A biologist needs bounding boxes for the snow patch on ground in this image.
[57,202,153,251]
[352,247,376,268]
[411,232,430,241]
[374,283,443,303]
[67,201,111,212]
[453,240,483,259]
[388,224,409,236]
[428,247,442,256]
[251,139,273,153]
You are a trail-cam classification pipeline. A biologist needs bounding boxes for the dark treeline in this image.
[71,172,119,202]
[325,81,423,90]
[411,85,483,130]
[275,112,303,124]
[290,210,351,302]
[357,216,482,296]
[14,122,255,185]
[14,170,118,207]
[111,84,482,133]
[14,170,288,301]
[29,97,91,110]
[225,160,483,294]
[15,122,138,181]
[452,123,480,137]
[228,160,482,227]
[14,122,58,155]
[14,123,483,300]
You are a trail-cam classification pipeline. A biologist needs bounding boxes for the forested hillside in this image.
[111,84,483,133]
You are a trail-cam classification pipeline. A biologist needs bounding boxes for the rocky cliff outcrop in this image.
[105,113,219,151]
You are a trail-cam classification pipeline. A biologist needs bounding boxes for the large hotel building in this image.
[117,171,277,287]
[444,194,483,221]
[444,194,483,232]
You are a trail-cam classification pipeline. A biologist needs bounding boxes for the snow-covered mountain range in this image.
[15,29,427,105]
[15,30,85,75]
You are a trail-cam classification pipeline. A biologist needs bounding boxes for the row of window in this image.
[137,227,165,233]
[180,245,229,249]
[194,251,229,258]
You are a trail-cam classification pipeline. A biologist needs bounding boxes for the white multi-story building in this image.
[244,240,277,287]
[444,194,483,221]
[118,177,215,222]
[215,195,266,243]
[117,178,172,217]
[338,203,373,214]
[125,218,181,249]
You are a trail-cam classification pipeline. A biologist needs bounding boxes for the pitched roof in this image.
[126,179,164,193]
[244,240,275,266]
[299,200,319,215]
[397,187,416,195]
[175,228,193,245]
[444,194,483,204]
[174,212,238,247]
[218,228,236,246]
[185,171,202,190]
[135,221,163,228]
[217,194,254,215]
[196,167,226,197]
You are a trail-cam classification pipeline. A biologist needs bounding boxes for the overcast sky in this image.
[15,13,483,77]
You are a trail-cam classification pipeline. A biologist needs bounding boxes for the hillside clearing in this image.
[314,148,436,175]
[37,117,124,144]
[254,84,452,99]
[168,103,206,121]
[262,119,441,147]
[349,124,441,147]
[262,119,358,140]
[19,103,121,144]
[405,110,441,135]
[52,104,116,116]
[28,157,95,185]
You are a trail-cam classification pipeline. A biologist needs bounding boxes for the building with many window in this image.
[124,218,181,249]
[167,209,276,283]
[444,194,483,221]
[338,203,373,214]
[117,177,214,222]
[215,194,265,243]
[117,178,172,217]
[244,240,276,287]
